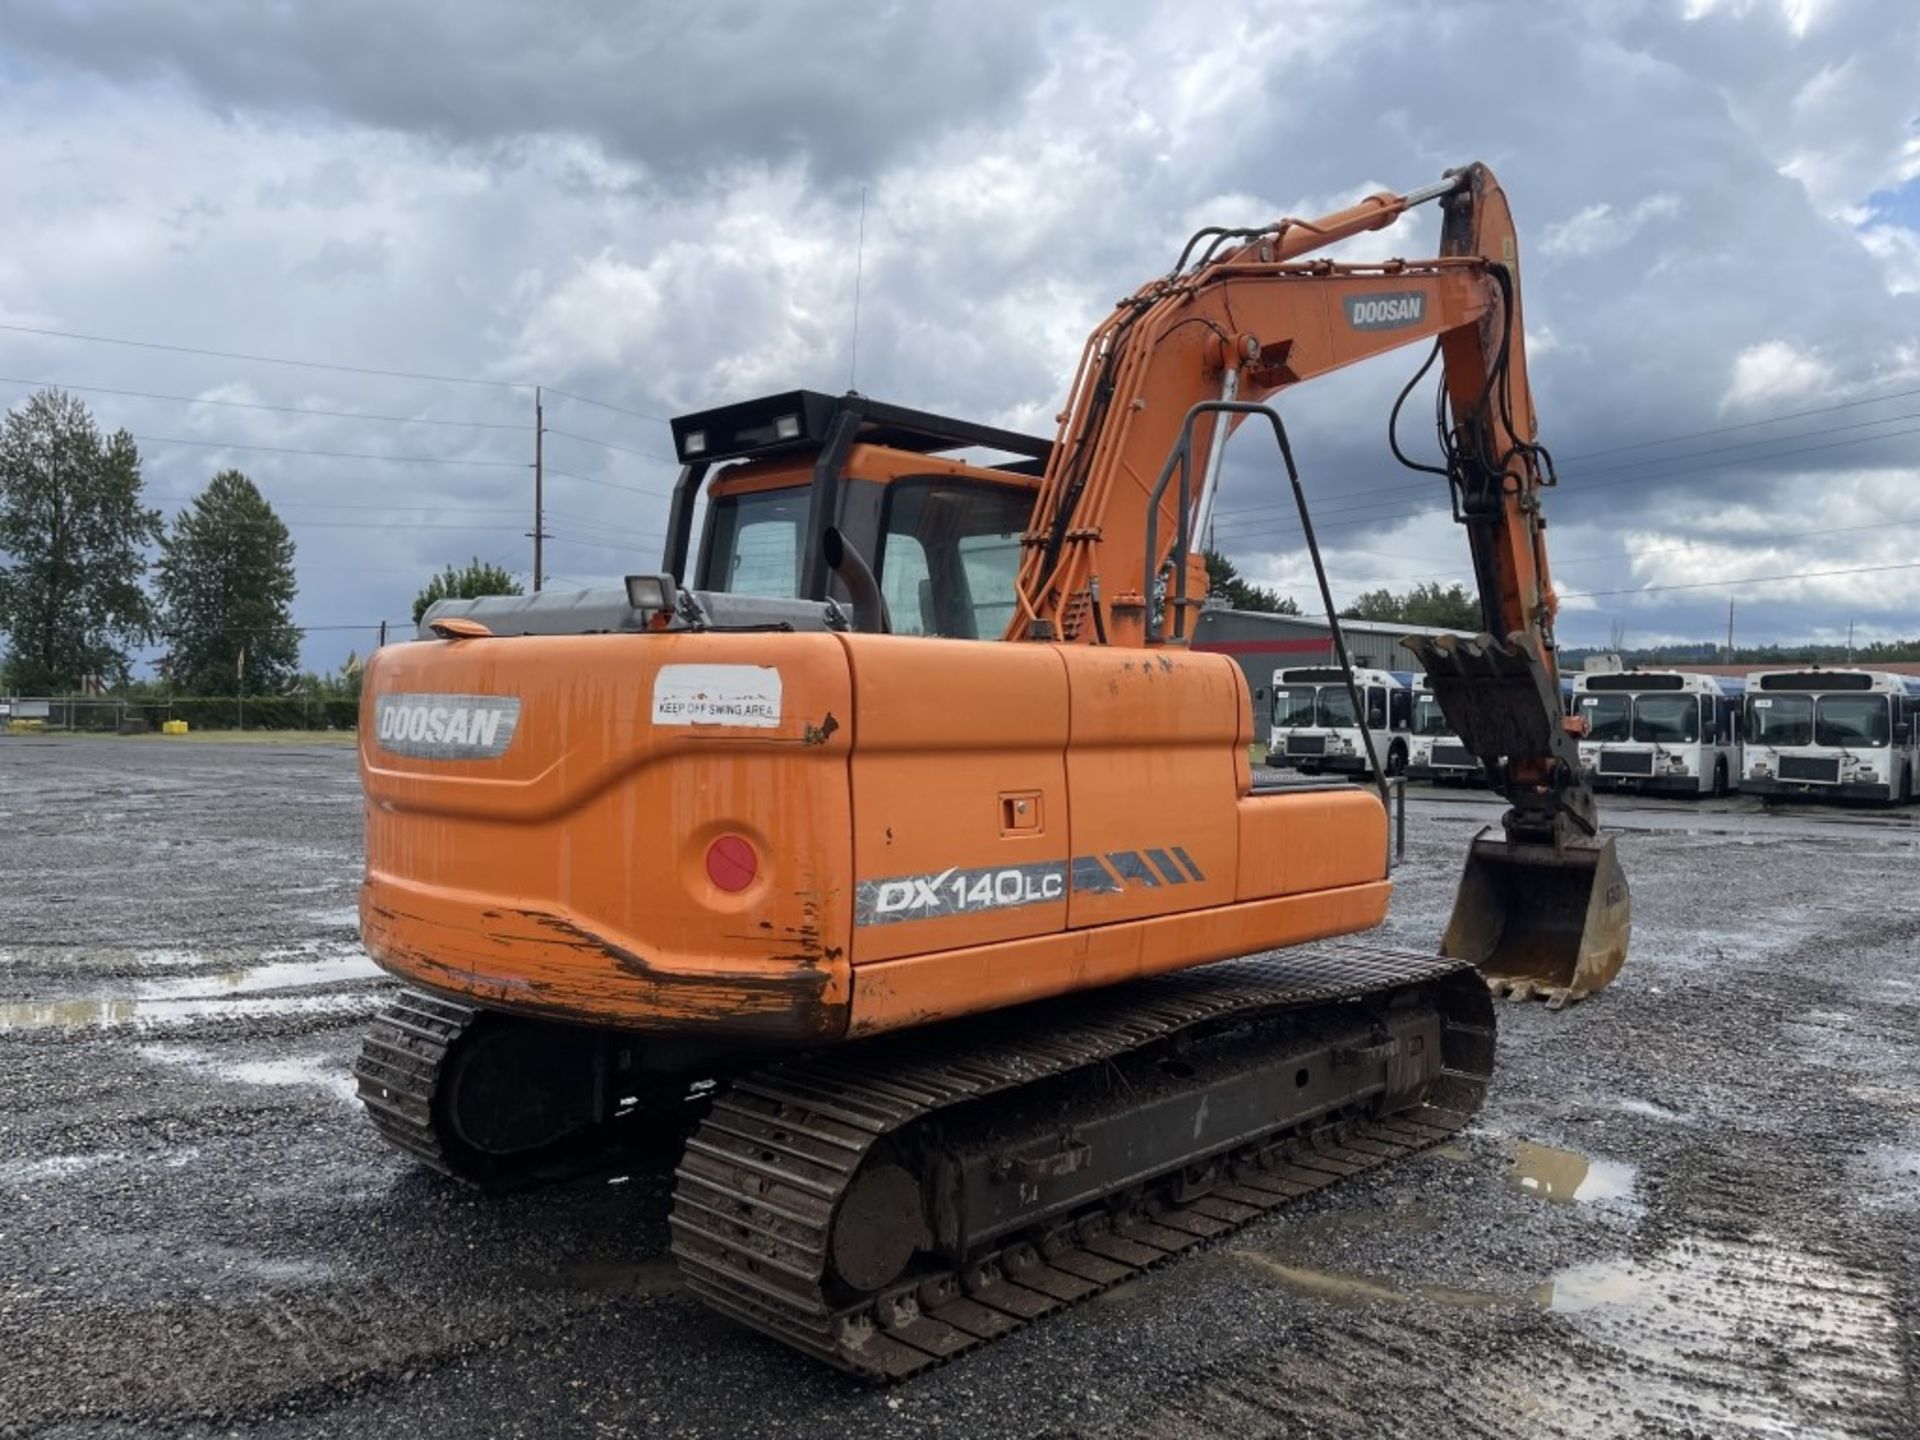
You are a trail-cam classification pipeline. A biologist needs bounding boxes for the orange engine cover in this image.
[358,631,1391,1047]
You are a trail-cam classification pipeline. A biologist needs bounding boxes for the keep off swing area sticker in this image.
[652,664,783,728]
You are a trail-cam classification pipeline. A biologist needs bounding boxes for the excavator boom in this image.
[1007,162,1627,1004]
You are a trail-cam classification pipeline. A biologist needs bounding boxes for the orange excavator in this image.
[354,163,1628,1377]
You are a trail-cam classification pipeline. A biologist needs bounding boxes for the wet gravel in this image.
[1,737,1916,1438]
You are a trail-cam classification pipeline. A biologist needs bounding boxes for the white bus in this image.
[1573,670,1743,797]
[1268,666,1415,777]
[1405,678,1484,784]
[1742,668,1920,805]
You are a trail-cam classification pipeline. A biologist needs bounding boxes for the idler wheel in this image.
[829,1161,924,1294]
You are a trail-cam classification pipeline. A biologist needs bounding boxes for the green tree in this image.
[1341,581,1482,630]
[1203,551,1300,615]
[158,469,301,696]
[0,390,162,691]
[413,557,523,623]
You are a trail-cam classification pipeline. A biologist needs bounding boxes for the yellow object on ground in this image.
[162,720,190,735]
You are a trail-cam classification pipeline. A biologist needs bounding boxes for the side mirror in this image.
[1896,722,1911,743]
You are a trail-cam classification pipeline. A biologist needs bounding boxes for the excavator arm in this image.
[1009,162,1628,1004]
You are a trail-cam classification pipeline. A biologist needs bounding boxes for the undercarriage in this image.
[356,943,1494,1377]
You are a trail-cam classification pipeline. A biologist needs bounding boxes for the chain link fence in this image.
[2,695,359,733]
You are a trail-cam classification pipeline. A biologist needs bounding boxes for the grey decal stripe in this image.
[1106,851,1160,887]
[1145,848,1186,885]
[1071,855,1122,894]
[1172,846,1206,882]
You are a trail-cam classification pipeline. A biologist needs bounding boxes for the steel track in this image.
[353,987,480,1177]
[669,942,1495,1379]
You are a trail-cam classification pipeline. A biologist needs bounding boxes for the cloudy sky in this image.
[2,0,1917,673]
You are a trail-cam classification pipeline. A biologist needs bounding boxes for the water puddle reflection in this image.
[139,1044,361,1104]
[0,951,384,1031]
[1229,1251,1512,1310]
[1517,1238,1904,1436]
[1507,1140,1637,1205]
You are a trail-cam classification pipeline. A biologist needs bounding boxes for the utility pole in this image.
[532,386,545,594]
[377,619,387,648]
[1725,598,1735,662]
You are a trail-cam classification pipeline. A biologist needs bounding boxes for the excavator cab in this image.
[661,389,1052,633]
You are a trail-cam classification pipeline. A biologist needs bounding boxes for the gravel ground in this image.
[1,737,1916,1439]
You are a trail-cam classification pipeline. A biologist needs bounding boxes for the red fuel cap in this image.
[705,834,758,893]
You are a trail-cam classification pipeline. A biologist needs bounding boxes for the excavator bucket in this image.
[1404,630,1632,1008]
[1441,828,1630,1008]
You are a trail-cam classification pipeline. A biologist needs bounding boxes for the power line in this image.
[150,493,531,515]
[0,322,658,426]
[544,465,669,498]
[1559,381,1920,462]
[0,322,527,390]
[0,374,528,431]
[1291,517,1920,595]
[131,432,529,468]
[540,388,670,425]
[544,427,675,461]
[1214,388,1920,526]
[544,530,664,553]
[1563,559,1920,600]
[1214,419,1920,546]
[256,519,529,533]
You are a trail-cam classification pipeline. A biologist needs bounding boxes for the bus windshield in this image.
[1579,693,1631,743]
[1816,695,1890,748]
[1748,695,1813,747]
[1317,687,1358,728]
[1272,686,1317,727]
[1632,693,1700,744]
[1412,695,1451,737]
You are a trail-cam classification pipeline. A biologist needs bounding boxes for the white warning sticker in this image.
[652,664,783,728]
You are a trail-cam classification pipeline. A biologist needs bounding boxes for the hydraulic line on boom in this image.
[1007,162,1628,1004]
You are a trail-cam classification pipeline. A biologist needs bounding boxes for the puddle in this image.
[0,1151,128,1185]
[0,991,383,1032]
[1511,1237,1905,1437]
[1612,1097,1690,1123]
[1228,1250,1511,1310]
[134,951,380,998]
[1507,1140,1637,1205]
[140,1044,362,1104]
[0,952,385,1031]
[1233,1233,1906,1434]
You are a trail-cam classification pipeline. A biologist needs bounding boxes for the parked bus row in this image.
[1266,664,1920,805]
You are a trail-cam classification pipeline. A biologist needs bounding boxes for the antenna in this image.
[849,185,868,391]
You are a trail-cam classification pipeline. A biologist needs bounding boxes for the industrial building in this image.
[1191,603,1464,730]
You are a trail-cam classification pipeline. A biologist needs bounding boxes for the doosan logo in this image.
[374,694,521,760]
[1345,292,1426,331]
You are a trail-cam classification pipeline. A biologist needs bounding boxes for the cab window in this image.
[704,488,805,596]
[876,478,1032,639]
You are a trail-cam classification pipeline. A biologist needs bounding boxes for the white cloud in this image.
[3,0,1919,670]
[1682,0,1830,37]
[1720,340,1837,410]
[1539,195,1682,258]
[1859,224,1920,295]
